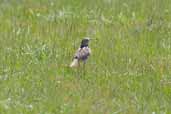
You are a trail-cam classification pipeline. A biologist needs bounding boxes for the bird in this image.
[70,37,91,68]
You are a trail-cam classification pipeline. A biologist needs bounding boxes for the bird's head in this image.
[80,37,90,48]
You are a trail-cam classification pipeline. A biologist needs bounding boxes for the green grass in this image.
[0,0,171,114]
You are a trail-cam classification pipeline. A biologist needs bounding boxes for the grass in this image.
[0,0,171,114]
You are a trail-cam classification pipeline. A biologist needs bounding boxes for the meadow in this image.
[0,0,171,114]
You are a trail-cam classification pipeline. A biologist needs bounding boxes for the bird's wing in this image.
[74,47,91,60]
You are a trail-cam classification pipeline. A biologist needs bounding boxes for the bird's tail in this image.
[70,59,79,68]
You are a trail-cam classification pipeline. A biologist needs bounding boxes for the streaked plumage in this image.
[70,38,91,68]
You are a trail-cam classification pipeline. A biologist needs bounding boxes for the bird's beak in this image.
[89,38,98,41]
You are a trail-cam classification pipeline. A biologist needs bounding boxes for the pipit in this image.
[70,37,91,68]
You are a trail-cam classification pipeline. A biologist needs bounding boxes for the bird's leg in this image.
[78,61,80,67]
[77,61,81,77]
[83,60,86,76]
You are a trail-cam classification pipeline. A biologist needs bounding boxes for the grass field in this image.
[0,0,171,114]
